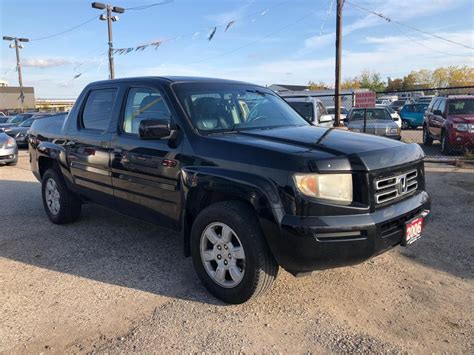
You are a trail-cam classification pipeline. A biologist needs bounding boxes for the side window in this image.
[81,89,117,131]
[428,98,438,112]
[318,102,327,116]
[123,87,171,135]
[438,99,446,115]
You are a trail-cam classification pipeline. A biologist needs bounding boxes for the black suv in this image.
[29,77,431,303]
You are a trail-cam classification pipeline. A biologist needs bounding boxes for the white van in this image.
[283,97,334,127]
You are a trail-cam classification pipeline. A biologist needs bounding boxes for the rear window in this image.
[448,99,474,115]
[349,108,392,121]
[288,101,314,122]
[81,89,117,131]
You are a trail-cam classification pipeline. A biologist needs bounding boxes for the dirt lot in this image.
[0,150,473,354]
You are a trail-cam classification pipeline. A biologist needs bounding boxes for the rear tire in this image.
[441,130,453,155]
[401,120,410,130]
[41,169,82,224]
[423,125,433,146]
[190,201,278,304]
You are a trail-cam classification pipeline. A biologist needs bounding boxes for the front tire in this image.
[423,125,433,146]
[190,201,278,304]
[441,130,453,155]
[41,169,82,224]
[401,120,410,130]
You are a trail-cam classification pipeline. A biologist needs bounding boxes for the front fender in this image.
[180,166,287,258]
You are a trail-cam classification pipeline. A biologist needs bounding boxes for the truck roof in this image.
[87,76,254,86]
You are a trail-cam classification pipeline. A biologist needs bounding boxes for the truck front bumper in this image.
[267,191,431,274]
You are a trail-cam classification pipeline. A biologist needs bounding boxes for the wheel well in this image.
[38,157,59,179]
[183,189,257,257]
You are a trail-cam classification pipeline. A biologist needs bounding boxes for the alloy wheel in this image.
[45,178,61,215]
[200,222,246,288]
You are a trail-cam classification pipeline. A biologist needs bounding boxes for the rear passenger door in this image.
[110,85,182,230]
[66,87,117,206]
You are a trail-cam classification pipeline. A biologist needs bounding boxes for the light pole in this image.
[3,36,29,111]
[91,2,125,80]
[334,0,344,127]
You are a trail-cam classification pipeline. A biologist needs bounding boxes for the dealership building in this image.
[0,85,36,112]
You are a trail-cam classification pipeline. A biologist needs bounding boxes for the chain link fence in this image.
[378,86,474,159]
[281,86,473,160]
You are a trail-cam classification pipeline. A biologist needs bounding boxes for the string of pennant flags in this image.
[68,0,292,82]
[110,3,286,56]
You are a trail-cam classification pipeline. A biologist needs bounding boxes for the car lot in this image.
[0,150,472,353]
[401,128,466,158]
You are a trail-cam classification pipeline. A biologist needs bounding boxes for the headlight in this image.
[454,123,468,132]
[386,127,399,135]
[6,137,16,148]
[293,173,353,202]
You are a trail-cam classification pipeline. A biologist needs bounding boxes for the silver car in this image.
[0,132,18,166]
[346,108,401,140]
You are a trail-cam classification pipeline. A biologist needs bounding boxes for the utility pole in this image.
[91,2,125,79]
[3,36,29,111]
[334,0,344,127]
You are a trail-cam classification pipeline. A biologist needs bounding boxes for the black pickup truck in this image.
[29,77,430,304]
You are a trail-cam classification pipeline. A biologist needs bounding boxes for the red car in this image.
[423,95,474,154]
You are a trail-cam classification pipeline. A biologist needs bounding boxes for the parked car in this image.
[29,77,430,304]
[416,96,435,105]
[399,103,429,129]
[3,112,67,147]
[0,112,51,130]
[0,116,9,124]
[423,95,473,154]
[325,106,348,122]
[283,97,334,127]
[0,131,18,166]
[346,107,401,139]
[376,105,402,128]
[389,100,408,113]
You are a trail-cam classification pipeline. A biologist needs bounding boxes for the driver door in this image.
[111,85,183,229]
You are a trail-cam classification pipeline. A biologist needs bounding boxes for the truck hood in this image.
[214,125,423,171]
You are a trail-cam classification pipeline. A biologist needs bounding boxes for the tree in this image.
[340,78,361,89]
[358,70,385,91]
[386,78,403,91]
[307,80,329,90]
[402,72,417,90]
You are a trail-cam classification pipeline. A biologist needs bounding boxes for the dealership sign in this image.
[354,91,376,108]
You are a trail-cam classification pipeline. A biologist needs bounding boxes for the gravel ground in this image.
[0,150,473,354]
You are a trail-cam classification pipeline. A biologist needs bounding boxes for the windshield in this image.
[448,99,474,115]
[7,115,25,123]
[173,83,309,132]
[287,101,314,122]
[19,118,35,127]
[349,108,392,121]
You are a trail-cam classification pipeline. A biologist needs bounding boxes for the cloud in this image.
[125,29,473,88]
[303,0,463,51]
[23,58,72,68]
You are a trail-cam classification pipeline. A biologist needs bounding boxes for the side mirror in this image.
[319,114,334,124]
[139,119,174,140]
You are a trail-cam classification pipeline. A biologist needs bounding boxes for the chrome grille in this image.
[374,169,418,205]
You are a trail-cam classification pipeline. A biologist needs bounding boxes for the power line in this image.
[345,0,474,51]
[125,0,174,11]
[30,15,98,42]
[391,22,472,58]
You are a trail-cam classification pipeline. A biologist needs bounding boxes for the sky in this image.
[1,0,473,98]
